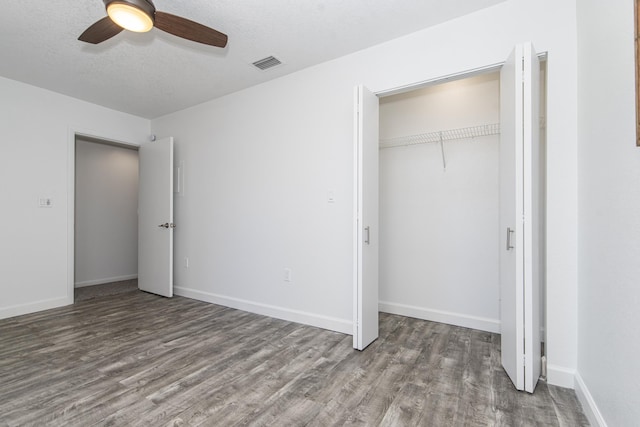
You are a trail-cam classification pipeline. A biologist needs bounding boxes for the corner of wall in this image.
[0,297,71,321]
[575,372,609,427]
[547,366,609,426]
[546,364,575,389]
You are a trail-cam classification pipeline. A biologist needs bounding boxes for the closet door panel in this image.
[353,85,379,351]
[499,43,542,393]
[499,45,525,391]
[522,43,542,393]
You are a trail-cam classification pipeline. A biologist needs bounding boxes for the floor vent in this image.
[252,56,282,70]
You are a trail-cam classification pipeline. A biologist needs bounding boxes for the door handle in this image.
[506,227,514,250]
[158,223,176,229]
[364,226,370,245]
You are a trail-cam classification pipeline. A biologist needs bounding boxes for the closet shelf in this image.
[379,123,500,149]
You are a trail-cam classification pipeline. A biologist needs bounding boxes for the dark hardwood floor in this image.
[0,290,588,426]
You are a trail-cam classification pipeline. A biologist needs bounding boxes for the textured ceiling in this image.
[0,0,504,119]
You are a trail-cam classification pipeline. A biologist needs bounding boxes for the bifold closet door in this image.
[353,85,379,351]
[499,43,541,393]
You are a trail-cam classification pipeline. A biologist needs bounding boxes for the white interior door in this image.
[353,85,379,350]
[499,43,541,393]
[138,137,174,297]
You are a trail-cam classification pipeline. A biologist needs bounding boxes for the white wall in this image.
[0,76,149,319]
[378,73,501,333]
[152,0,579,384]
[74,139,139,287]
[576,0,640,425]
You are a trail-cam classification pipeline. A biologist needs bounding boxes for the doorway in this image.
[378,71,505,334]
[69,133,175,302]
[73,135,140,301]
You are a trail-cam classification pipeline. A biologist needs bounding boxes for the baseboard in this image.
[0,296,71,320]
[547,364,576,389]
[174,286,352,335]
[378,301,500,333]
[575,372,608,427]
[75,274,138,288]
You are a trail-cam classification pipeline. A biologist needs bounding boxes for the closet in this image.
[377,68,546,338]
[378,71,502,332]
[353,44,546,393]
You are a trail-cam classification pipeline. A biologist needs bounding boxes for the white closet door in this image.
[522,43,542,393]
[353,85,379,350]
[499,43,541,393]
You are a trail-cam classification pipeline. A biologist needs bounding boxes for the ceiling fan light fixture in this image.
[106,1,154,33]
[81,0,227,47]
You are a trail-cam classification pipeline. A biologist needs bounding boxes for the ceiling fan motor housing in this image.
[104,0,156,19]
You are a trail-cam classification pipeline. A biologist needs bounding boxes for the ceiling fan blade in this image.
[78,16,124,44]
[154,12,228,48]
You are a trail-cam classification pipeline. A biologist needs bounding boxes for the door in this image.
[138,137,174,297]
[353,85,379,350]
[499,43,541,393]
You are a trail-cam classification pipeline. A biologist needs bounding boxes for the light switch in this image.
[327,190,336,203]
[39,197,53,208]
[174,161,184,195]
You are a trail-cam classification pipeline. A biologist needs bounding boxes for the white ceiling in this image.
[0,0,504,119]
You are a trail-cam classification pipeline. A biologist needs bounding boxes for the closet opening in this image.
[73,135,140,302]
[377,63,547,343]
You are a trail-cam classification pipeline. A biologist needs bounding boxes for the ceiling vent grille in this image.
[252,56,282,70]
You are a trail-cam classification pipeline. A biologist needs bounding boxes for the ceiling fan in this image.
[78,0,228,48]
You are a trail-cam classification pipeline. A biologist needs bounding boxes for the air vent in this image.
[252,56,282,70]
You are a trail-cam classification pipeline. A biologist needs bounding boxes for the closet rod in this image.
[379,123,500,150]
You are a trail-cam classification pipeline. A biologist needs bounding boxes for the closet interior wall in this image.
[378,72,501,333]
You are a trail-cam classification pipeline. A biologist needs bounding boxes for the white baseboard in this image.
[378,301,500,333]
[174,286,352,335]
[547,364,576,389]
[75,274,138,288]
[575,372,608,427]
[0,296,71,320]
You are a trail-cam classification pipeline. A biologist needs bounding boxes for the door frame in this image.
[355,52,547,348]
[66,128,141,304]
[354,64,501,347]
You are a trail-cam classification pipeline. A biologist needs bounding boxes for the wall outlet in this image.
[284,268,292,282]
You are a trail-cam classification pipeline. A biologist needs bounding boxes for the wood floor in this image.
[0,290,588,426]
[73,280,138,302]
